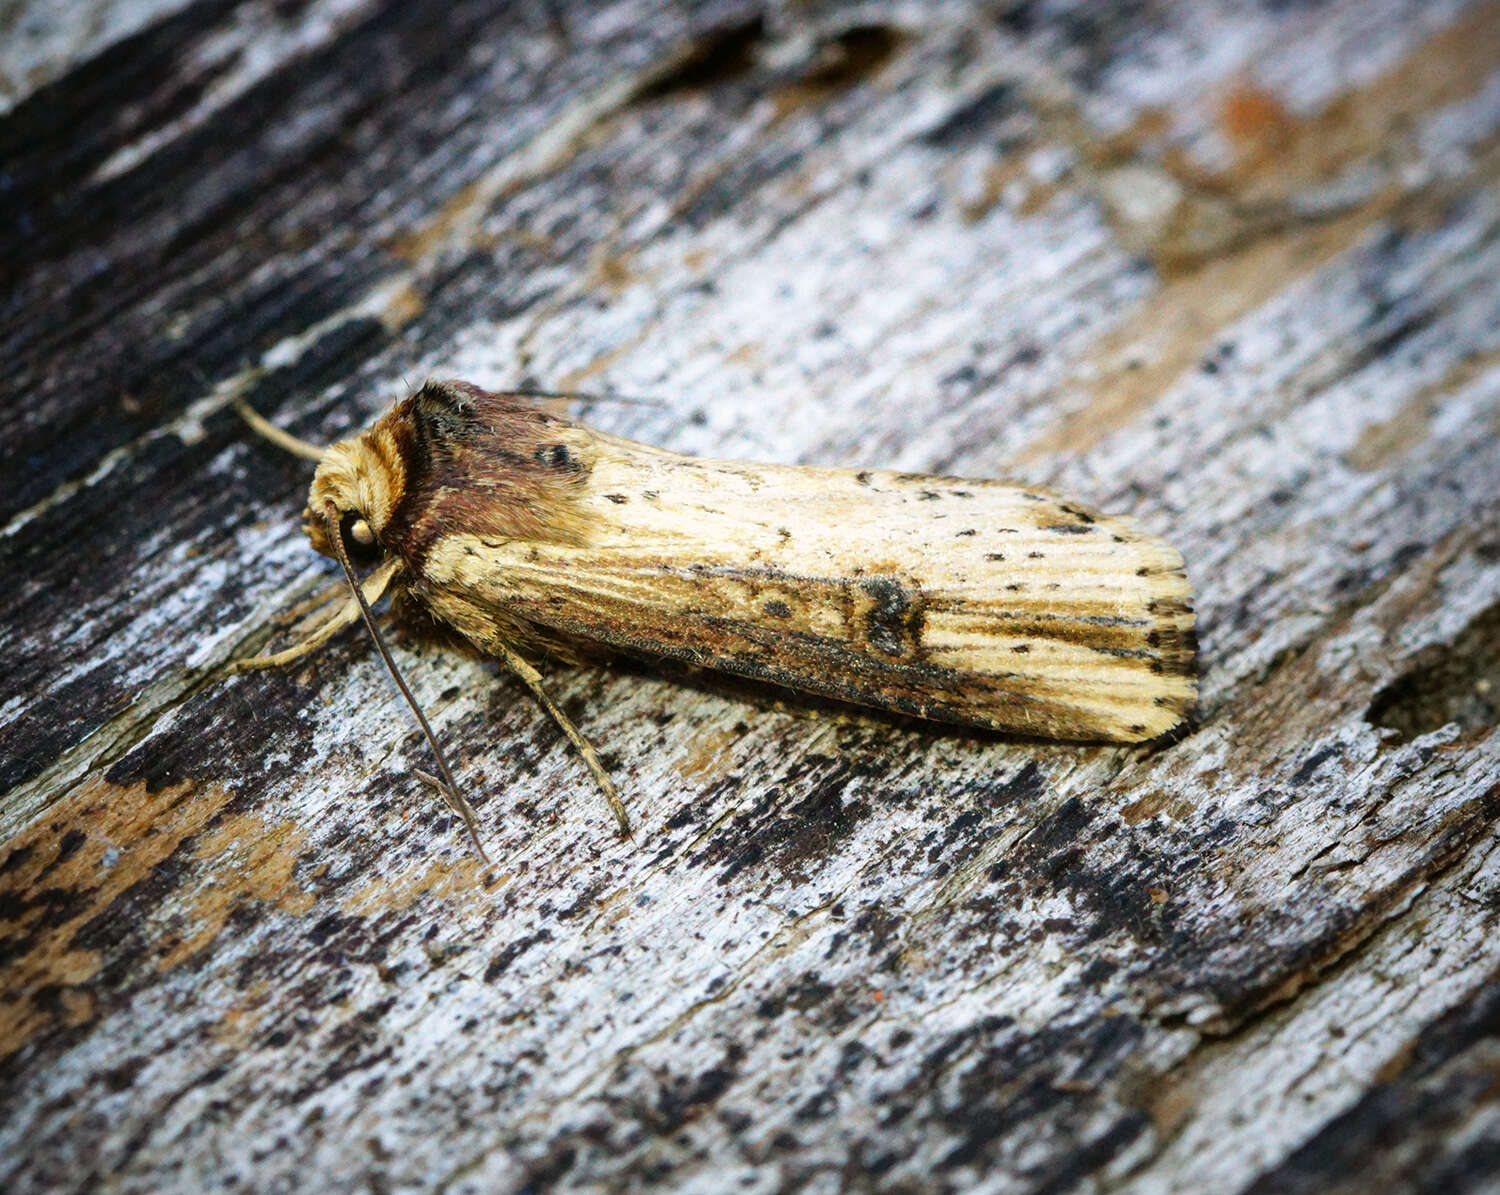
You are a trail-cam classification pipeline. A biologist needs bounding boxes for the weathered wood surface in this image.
[3,1,1499,1191]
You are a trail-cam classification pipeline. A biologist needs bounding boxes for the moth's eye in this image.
[339,512,382,564]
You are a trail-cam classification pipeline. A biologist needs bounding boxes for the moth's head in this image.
[303,412,409,567]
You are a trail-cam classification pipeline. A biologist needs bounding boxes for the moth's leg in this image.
[413,770,491,864]
[230,599,360,671]
[232,558,401,672]
[277,578,349,626]
[492,642,632,836]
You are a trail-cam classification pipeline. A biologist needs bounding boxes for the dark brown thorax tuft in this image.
[378,381,595,569]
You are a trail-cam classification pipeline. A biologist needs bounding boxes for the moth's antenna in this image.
[507,387,667,409]
[234,397,327,462]
[321,501,491,864]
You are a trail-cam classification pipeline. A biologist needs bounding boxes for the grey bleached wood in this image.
[1,1,1498,1193]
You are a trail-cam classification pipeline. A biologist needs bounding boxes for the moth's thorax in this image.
[303,413,409,556]
[368,382,601,569]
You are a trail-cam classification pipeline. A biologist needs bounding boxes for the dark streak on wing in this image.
[492,557,1192,739]
[534,599,1049,731]
[859,577,925,658]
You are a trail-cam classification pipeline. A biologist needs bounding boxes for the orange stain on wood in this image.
[342,855,491,917]
[155,813,316,970]
[1027,0,1500,460]
[955,158,1031,224]
[387,175,498,261]
[376,278,427,331]
[555,324,653,393]
[724,341,764,368]
[1346,347,1500,472]
[1213,1,1500,202]
[1018,205,1380,464]
[1120,789,1196,826]
[0,778,317,1057]
[1220,84,1296,170]
[211,978,275,1049]
[593,250,637,294]
[0,779,228,1055]
[676,726,740,782]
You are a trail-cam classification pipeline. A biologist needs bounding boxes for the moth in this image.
[237,380,1196,857]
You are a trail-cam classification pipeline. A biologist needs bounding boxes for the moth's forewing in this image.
[397,388,1195,743]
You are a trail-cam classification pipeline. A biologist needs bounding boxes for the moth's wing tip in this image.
[1094,546,1201,742]
[1139,542,1200,689]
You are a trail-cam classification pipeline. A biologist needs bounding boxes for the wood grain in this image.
[2,2,1498,1192]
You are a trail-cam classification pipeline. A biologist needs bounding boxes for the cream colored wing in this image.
[419,435,1196,742]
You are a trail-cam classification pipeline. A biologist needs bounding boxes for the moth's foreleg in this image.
[493,642,632,837]
[231,600,360,671]
[232,558,401,672]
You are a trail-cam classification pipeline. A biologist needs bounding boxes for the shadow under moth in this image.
[236,380,1196,858]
